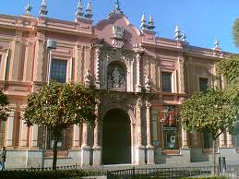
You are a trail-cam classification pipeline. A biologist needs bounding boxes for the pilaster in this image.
[30,124,39,149]
[33,32,46,82]
[72,124,80,149]
[23,35,35,82]
[0,49,9,81]
[19,111,29,148]
[93,98,101,166]
[146,100,155,165]
[9,31,22,81]
[94,45,103,89]
[75,45,84,83]
[226,131,234,148]
[134,46,144,92]
[219,131,226,148]
[81,122,91,167]
[84,46,92,76]
[178,55,185,94]
[5,110,15,148]
[135,97,145,165]
[181,126,189,148]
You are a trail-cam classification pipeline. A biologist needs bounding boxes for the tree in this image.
[217,54,239,85]
[180,88,236,172]
[23,81,96,170]
[0,90,10,121]
[233,18,239,48]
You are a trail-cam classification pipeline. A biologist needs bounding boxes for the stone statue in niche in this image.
[112,67,121,88]
[107,65,126,90]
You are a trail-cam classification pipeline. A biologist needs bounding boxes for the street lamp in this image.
[46,39,57,84]
[42,39,57,169]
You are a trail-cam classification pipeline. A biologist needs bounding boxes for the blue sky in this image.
[1,0,239,53]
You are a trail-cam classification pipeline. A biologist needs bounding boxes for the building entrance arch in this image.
[102,108,131,164]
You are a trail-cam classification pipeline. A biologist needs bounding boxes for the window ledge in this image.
[162,149,180,155]
[44,150,68,157]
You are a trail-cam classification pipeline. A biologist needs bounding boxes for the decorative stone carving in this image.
[101,48,133,89]
[145,75,151,92]
[112,26,125,48]
[84,69,91,88]
[133,45,144,92]
[25,2,32,15]
[107,65,126,90]
[108,0,124,16]
[94,44,103,89]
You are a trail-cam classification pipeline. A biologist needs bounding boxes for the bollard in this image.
[219,157,226,173]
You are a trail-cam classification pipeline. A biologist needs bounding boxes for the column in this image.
[72,125,80,149]
[181,127,189,148]
[81,122,91,167]
[135,97,145,165]
[146,101,154,165]
[94,45,103,89]
[226,131,233,148]
[134,47,144,92]
[93,99,101,166]
[219,131,226,148]
[5,111,15,148]
[30,124,39,149]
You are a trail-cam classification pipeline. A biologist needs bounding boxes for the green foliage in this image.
[23,81,96,169]
[183,177,227,179]
[217,55,239,84]
[0,90,10,121]
[24,81,96,130]
[0,169,101,179]
[233,18,239,48]
[180,88,236,140]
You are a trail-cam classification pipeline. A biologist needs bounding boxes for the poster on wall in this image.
[161,105,178,149]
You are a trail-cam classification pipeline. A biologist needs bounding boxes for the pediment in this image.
[95,14,141,49]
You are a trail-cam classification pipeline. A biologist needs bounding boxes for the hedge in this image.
[0,169,101,179]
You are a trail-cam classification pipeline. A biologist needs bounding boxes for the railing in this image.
[107,165,239,179]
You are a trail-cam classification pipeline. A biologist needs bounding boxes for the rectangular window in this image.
[48,130,63,149]
[162,72,172,92]
[203,132,212,148]
[50,59,67,83]
[232,123,239,152]
[199,78,208,92]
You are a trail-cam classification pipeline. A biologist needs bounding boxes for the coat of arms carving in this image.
[112,26,125,48]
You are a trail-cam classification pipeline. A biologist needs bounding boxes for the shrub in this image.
[0,169,101,179]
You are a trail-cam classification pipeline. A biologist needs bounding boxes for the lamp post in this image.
[46,39,57,84]
[41,39,57,169]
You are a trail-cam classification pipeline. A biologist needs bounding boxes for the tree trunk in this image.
[52,133,60,170]
[212,139,216,175]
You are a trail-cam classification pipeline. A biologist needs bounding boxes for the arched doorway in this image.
[103,108,131,164]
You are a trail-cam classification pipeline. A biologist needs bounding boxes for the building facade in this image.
[0,1,238,168]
